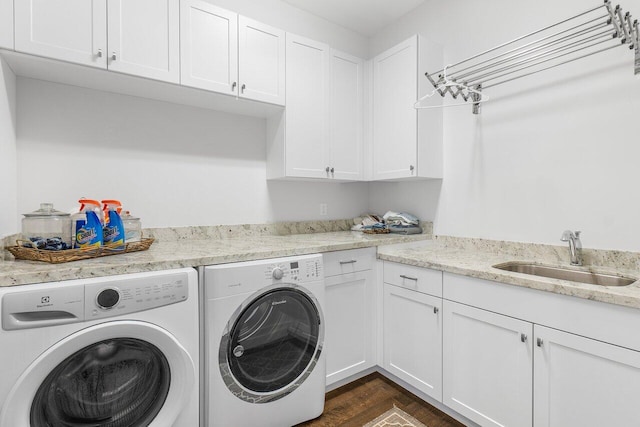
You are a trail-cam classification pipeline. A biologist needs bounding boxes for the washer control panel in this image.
[85,272,188,320]
[1,270,191,330]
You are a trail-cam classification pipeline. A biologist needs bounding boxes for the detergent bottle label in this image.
[103,209,125,249]
[75,211,103,249]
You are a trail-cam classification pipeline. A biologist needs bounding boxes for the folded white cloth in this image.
[382,211,419,226]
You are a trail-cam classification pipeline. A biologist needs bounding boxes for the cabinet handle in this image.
[111,52,117,61]
[241,83,246,93]
[433,307,439,314]
[521,333,528,343]
[399,274,418,281]
[97,49,103,58]
[537,338,543,347]
[339,260,357,265]
[232,82,237,92]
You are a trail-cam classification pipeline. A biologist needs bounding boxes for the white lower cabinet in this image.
[324,249,376,386]
[383,283,442,401]
[534,325,640,427]
[443,300,533,427]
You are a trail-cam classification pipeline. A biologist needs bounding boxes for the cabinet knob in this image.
[97,49,103,58]
[241,83,246,93]
[325,166,330,173]
[111,52,117,61]
[521,333,528,343]
[433,307,439,314]
[537,338,543,347]
[409,165,415,172]
[330,167,335,173]
[232,82,237,92]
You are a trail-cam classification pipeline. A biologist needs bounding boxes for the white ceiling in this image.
[282,0,427,37]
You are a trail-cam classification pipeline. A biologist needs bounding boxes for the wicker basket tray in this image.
[7,238,155,264]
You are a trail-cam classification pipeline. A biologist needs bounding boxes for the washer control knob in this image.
[272,267,284,280]
[97,288,120,309]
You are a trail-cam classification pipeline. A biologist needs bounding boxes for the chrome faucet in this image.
[560,230,582,266]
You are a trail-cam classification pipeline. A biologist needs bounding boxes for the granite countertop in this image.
[377,237,640,310]
[0,231,428,287]
[5,218,640,311]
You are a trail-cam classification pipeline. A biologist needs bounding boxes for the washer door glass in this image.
[30,338,170,427]
[227,288,321,394]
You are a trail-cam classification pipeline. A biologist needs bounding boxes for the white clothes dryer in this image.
[202,254,325,427]
[0,268,199,427]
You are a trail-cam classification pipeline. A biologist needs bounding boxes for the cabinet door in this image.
[284,34,330,178]
[534,325,640,427]
[0,0,14,50]
[238,16,285,105]
[383,283,442,401]
[330,50,363,181]
[443,300,533,427]
[107,0,179,83]
[15,0,107,68]
[180,0,237,94]
[325,270,375,386]
[372,36,417,180]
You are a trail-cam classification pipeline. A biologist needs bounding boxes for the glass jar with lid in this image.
[22,203,72,249]
[121,211,142,243]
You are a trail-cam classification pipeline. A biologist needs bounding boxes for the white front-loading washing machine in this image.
[0,268,199,427]
[202,254,325,427]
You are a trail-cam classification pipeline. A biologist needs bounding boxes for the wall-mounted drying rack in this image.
[418,1,640,114]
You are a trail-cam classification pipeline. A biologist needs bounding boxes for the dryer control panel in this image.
[264,258,322,283]
[205,254,324,299]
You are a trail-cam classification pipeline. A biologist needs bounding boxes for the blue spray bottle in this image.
[73,199,104,249]
[102,200,125,249]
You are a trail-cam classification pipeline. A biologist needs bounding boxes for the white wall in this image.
[16,78,368,228]
[9,0,371,232]
[0,57,17,237]
[369,0,640,251]
[206,0,368,58]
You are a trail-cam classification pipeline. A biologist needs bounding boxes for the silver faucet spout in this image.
[560,230,582,266]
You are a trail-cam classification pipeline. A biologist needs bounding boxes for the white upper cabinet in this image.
[238,16,285,105]
[180,5,284,105]
[14,0,107,68]
[372,35,442,181]
[14,0,179,83]
[266,37,364,181]
[107,0,180,83]
[0,0,14,50]
[180,0,237,94]
[283,33,330,179]
[330,49,363,180]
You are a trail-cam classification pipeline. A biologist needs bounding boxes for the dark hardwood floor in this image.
[296,373,465,427]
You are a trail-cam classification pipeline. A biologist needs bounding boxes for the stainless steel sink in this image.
[492,262,637,287]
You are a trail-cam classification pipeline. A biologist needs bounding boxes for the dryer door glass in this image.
[30,338,170,427]
[227,288,321,393]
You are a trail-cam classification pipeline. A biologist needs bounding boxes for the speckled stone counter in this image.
[377,236,640,309]
[0,225,430,287]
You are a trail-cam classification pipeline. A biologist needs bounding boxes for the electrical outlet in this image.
[320,203,328,216]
